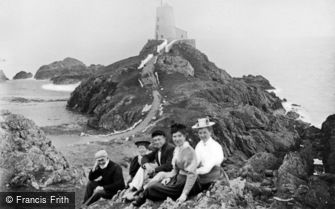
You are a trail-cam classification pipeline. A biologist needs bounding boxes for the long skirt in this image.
[144,174,201,201]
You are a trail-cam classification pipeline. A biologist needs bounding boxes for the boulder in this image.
[0,110,86,189]
[12,71,33,80]
[242,152,280,174]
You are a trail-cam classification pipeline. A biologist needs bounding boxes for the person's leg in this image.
[144,171,167,190]
[147,174,186,201]
[83,181,99,203]
[85,190,114,206]
[189,178,202,197]
[129,167,146,190]
[133,175,186,207]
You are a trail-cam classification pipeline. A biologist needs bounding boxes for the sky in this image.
[0,0,335,78]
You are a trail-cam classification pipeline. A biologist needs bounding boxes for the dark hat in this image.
[151,130,166,138]
[134,139,151,147]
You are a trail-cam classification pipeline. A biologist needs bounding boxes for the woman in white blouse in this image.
[192,117,224,190]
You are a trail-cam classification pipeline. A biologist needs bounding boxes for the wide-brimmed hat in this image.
[313,159,323,165]
[192,117,215,129]
[134,139,151,147]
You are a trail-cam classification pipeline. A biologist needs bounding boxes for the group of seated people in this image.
[81,117,224,208]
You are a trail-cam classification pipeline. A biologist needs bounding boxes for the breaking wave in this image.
[41,82,80,92]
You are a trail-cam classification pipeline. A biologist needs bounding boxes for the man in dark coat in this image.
[82,150,125,206]
[141,130,175,177]
[123,130,174,201]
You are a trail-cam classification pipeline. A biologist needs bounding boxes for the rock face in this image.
[0,70,9,82]
[236,75,275,91]
[321,114,335,174]
[13,71,33,80]
[51,64,105,84]
[34,57,104,84]
[0,110,85,189]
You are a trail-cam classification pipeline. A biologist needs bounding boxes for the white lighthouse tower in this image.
[155,0,188,41]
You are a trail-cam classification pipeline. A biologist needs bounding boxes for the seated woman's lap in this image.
[145,174,186,201]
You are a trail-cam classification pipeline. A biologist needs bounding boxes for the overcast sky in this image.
[1,0,335,78]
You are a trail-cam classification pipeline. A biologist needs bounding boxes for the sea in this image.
[0,79,85,127]
[200,36,335,127]
[0,37,334,130]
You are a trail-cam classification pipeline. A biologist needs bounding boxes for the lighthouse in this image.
[155,1,188,41]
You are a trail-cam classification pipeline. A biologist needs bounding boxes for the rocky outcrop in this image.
[12,71,33,80]
[51,64,105,84]
[236,75,275,91]
[0,70,9,82]
[35,57,86,80]
[34,57,104,84]
[320,114,335,174]
[89,175,261,209]
[269,147,332,209]
[0,110,86,189]
[156,55,194,77]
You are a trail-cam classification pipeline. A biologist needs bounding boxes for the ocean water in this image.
[0,79,84,127]
[199,37,335,127]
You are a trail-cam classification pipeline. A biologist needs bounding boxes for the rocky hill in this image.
[13,71,33,80]
[34,57,104,84]
[51,64,105,84]
[0,110,86,190]
[0,70,9,82]
[67,40,335,208]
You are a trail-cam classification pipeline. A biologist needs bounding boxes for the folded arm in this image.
[196,144,224,175]
[88,168,101,181]
[103,166,125,191]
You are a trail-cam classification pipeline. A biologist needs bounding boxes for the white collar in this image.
[201,137,213,146]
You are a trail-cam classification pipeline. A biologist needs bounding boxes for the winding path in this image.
[68,40,179,145]
[69,90,161,145]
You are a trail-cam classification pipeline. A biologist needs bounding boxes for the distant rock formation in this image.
[13,71,33,80]
[0,70,9,82]
[34,57,86,80]
[50,64,104,85]
[34,57,104,84]
[0,110,86,189]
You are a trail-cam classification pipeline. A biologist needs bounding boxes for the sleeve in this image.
[196,142,223,175]
[195,143,201,166]
[103,166,125,191]
[141,150,157,165]
[129,156,140,178]
[181,147,198,196]
[88,168,101,181]
[154,146,174,173]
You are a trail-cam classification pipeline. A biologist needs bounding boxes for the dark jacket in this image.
[129,156,141,178]
[141,142,175,173]
[88,160,125,193]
